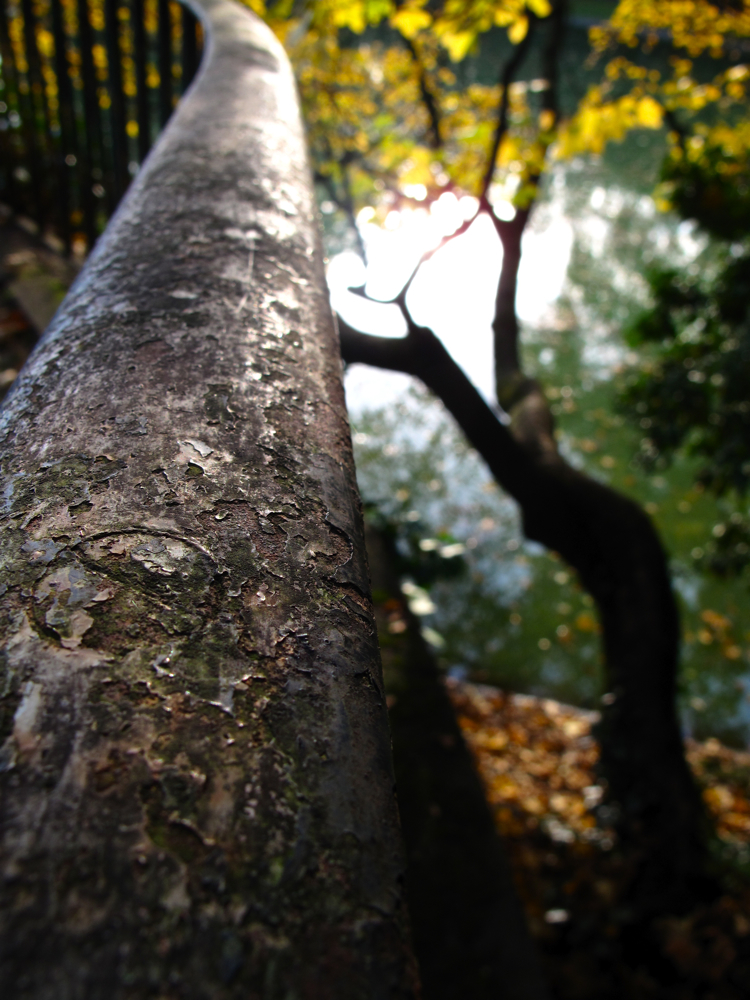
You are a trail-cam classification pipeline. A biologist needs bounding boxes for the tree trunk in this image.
[490,202,713,914]
[366,523,551,1000]
[340,320,713,915]
[0,2,418,996]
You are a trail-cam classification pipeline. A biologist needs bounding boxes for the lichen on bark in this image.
[0,2,417,996]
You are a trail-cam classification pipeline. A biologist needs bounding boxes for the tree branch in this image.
[339,311,643,564]
[540,0,566,129]
[405,37,442,150]
[347,204,486,313]
[490,208,529,392]
[338,315,536,499]
[661,104,688,154]
[490,1,567,400]
[339,157,368,262]
[479,19,537,203]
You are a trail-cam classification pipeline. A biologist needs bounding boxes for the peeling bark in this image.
[0,2,418,996]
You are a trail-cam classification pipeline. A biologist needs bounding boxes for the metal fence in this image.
[0,0,202,254]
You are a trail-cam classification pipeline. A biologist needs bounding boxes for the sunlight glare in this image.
[328,199,575,409]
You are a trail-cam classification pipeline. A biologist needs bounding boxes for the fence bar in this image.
[133,0,150,162]
[104,0,129,202]
[0,1,20,210]
[157,0,171,126]
[76,0,107,238]
[50,0,75,251]
[17,0,45,224]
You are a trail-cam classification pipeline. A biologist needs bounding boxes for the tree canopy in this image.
[238,0,750,257]
[599,1,750,583]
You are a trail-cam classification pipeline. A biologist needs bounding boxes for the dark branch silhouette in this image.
[480,17,538,203]
[405,37,443,150]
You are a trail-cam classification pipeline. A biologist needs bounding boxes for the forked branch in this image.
[347,202,486,313]
[490,0,567,395]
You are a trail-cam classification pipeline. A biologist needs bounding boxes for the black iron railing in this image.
[0,0,202,253]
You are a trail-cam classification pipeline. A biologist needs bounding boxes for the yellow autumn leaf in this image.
[329,0,393,34]
[332,4,366,33]
[636,95,663,128]
[36,28,55,59]
[527,0,552,16]
[508,15,528,44]
[391,8,431,38]
[575,612,599,633]
[440,29,476,61]
[539,109,555,131]
[493,7,516,28]
[701,608,732,631]
[398,145,434,185]
[92,44,108,70]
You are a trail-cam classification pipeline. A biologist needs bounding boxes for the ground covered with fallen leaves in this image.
[448,679,750,999]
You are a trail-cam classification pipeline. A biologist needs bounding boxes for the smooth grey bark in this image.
[0,2,418,996]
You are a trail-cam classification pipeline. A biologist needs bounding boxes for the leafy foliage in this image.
[562,3,750,219]
[250,0,750,239]
[575,2,750,580]
[660,140,750,242]
[620,252,750,579]
[621,254,750,498]
[591,0,750,59]
[243,0,562,214]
